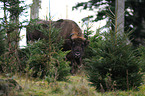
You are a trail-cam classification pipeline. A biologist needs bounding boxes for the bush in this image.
[0,19,70,82]
[24,21,70,82]
[26,40,70,81]
[138,45,145,72]
[84,31,143,91]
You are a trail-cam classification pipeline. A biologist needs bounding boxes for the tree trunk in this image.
[4,1,11,53]
[115,0,125,35]
[9,0,21,70]
[30,0,41,19]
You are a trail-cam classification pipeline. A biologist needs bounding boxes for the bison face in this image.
[70,38,89,59]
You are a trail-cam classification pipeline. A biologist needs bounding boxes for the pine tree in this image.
[0,0,27,73]
[83,0,143,91]
[25,21,70,80]
[85,28,143,91]
[73,0,145,46]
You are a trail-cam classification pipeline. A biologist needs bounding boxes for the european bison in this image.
[26,19,89,74]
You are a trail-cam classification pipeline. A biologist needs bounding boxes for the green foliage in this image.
[73,0,115,23]
[0,0,29,73]
[0,0,28,18]
[24,21,70,82]
[26,41,70,80]
[0,0,70,83]
[0,53,17,73]
[84,30,143,91]
[0,48,28,73]
[83,28,103,59]
[73,0,145,46]
[138,45,145,72]
[0,25,5,55]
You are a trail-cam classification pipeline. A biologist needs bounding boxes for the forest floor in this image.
[0,73,145,96]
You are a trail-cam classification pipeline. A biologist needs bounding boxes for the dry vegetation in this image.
[1,73,145,96]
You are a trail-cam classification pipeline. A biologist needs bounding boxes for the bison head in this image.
[66,32,89,59]
[71,38,89,59]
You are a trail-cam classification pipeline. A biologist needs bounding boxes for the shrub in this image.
[24,21,70,82]
[84,31,143,91]
[26,40,70,81]
[138,45,145,72]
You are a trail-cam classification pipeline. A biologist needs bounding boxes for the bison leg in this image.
[77,58,82,69]
[66,52,82,75]
[71,60,82,75]
[70,61,75,75]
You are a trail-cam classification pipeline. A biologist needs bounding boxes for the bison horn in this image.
[69,33,74,39]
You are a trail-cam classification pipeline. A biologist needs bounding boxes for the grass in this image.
[0,73,145,96]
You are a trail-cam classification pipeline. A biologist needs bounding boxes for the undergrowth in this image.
[1,74,145,96]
